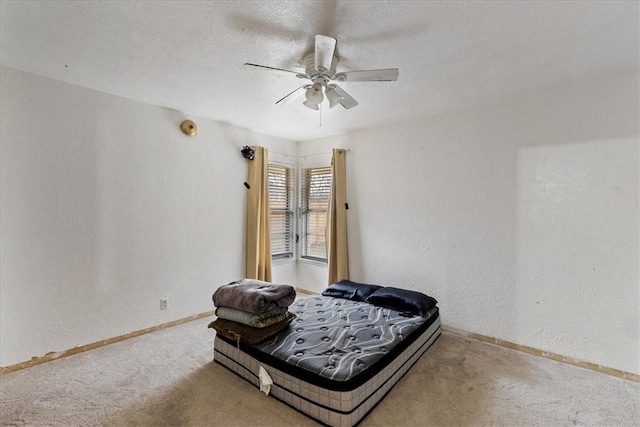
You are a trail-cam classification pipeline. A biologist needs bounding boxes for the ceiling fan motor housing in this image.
[300,53,339,84]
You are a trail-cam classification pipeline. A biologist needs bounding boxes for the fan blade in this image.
[334,68,399,82]
[244,63,304,77]
[275,85,309,105]
[314,35,337,73]
[329,84,359,109]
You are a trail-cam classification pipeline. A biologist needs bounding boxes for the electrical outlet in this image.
[160,298,169,310]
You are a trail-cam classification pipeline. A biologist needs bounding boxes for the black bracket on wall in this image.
[241,146,255,160]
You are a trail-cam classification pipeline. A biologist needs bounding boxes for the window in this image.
[268,165,294,259]
[300,166,331,261]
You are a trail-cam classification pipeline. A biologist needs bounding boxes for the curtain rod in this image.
[268,150,294,158]
[269,149,351,159]
[298,150,351,160]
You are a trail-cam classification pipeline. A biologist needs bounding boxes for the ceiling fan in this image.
[244,35,399,111]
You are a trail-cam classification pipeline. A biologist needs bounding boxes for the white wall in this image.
[300,74,639,375]
[2,66,637,375]
[0,66,297,367]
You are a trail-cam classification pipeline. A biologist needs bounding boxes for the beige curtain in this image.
[325,148,349,285]
[245,146,272,281]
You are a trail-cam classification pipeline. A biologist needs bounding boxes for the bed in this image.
[212,281,441,426]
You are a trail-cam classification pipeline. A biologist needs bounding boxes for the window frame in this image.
[268,163,296,261]
[299,165,332,263]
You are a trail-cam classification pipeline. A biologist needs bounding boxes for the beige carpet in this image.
[1,316,638,426]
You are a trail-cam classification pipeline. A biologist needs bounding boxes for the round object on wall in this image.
[180,120,198,136]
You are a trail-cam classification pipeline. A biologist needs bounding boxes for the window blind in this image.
[268,165,294,259]
[301,166,331,261]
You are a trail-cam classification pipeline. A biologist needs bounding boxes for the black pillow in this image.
[364,287,438,317]
[321,280,383,302]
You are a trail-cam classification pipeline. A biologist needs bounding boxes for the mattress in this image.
[213,295,441,426]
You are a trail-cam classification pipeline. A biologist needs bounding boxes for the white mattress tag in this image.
[258,366,273,395]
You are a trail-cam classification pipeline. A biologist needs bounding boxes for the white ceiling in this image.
[1,1,638,142]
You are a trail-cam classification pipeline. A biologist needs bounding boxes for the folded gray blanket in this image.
[213,279,296,314]
[208,312,296,345]
[215,306,290,328]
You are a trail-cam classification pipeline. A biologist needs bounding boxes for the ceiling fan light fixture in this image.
[325,86,343,109]
[303,82,324,110]
[303,100,320,110]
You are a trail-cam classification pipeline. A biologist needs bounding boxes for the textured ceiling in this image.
[1,1,638,141]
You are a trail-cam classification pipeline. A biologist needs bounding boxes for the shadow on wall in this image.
[334,74,639,375]
[513,137,639,366]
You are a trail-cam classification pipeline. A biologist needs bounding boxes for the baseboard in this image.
[0,311,215,376]
[442,325,639,382]
[4,309,636,383]
[2,292,316,375]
